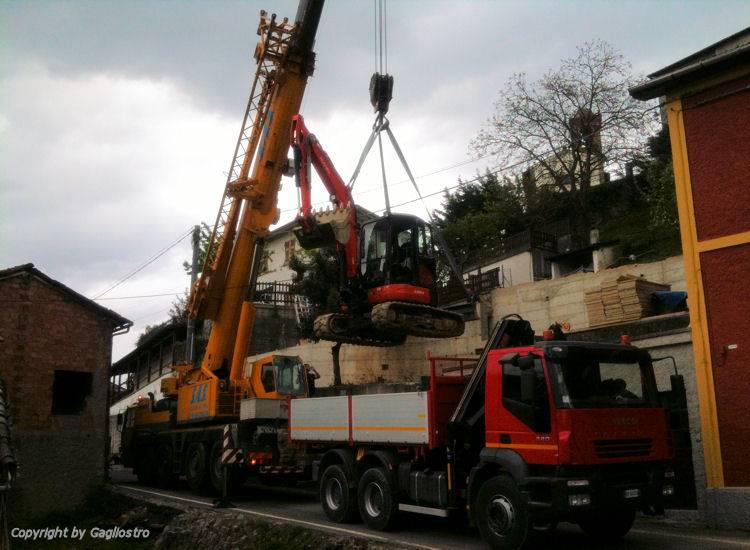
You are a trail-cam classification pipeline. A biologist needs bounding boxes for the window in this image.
[417,223,434,256]
[273,356,306,396]
[548,349,659,409]
[260,363,275,392]
[502,357,551,433]
[283,239,296,266]
[52,370,93,415]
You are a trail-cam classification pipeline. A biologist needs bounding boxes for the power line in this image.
[372,103,663,216]
[279,152,494,215]
[90,227,194,300]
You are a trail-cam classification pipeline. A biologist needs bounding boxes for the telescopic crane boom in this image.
[173,0,324,424]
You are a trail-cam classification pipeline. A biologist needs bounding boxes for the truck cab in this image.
[469,340,673,547]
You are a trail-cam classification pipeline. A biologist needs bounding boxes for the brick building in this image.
[631,28,750,527]
[0,264,131,518]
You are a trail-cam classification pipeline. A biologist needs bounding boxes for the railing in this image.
[254,281,295,306]
[437,266,506,304]
[461,229,558,269]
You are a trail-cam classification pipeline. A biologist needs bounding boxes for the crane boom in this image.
[177,1,323,422]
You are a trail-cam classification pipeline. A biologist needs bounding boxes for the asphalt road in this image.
[111,467,750,550]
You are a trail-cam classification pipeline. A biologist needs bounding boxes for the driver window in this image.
[261,363,275,392]
[502,358,551,433]
[417,224,433,256]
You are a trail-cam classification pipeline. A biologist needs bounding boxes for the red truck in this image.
[289,317,675,549]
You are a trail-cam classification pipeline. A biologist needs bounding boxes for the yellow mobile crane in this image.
[121,0,324,492]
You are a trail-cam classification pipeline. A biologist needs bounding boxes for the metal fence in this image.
[254,281,295,305]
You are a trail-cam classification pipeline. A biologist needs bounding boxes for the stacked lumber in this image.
[585,275,670,327]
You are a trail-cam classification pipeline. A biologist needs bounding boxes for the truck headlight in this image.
[662,485,675,497]
[569,494,591,507]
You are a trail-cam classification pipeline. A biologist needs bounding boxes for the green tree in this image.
[289,249,343,385]
[435,170,526,268]
[182,222,213,276]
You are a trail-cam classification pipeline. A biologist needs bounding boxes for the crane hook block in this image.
[369,72,394,115]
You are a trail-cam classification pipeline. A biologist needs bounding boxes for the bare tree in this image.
[472,40,658,233]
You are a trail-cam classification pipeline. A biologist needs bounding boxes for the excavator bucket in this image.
[294,204,352,250]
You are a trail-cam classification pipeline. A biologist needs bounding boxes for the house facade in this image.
[0,264,130,517]
[631,27,750,528]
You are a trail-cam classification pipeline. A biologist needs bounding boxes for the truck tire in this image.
[186,443,210,493]
[578,508,635,541]
[475,475,529,550]
[155,444,176,488]
[357,467,397,531]
[320,464,358,523]
[209,441,228,494]
[136,447,157,486]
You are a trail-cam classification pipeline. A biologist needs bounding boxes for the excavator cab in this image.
[360,214,436,295]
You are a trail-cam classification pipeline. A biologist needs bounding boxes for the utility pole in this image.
[186,224,201,363]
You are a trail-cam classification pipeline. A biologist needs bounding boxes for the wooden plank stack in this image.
[585,275,670,327]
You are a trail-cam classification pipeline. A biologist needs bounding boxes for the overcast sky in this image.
[1,0,748,360]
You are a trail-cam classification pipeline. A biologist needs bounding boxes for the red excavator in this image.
[290,115,465,346]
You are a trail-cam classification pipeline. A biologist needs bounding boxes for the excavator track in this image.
[314,313,407,347]
[371,301,465,338]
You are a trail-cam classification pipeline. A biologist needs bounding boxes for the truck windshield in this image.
[273,356,307,396]
[547,348,659,409]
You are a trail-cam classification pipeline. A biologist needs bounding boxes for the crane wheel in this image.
[185,442,210,493]
[135,446,158,486]
[155,444,176,489]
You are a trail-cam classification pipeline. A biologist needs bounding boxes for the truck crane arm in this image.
[173,0,324,424]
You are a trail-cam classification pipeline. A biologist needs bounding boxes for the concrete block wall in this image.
[490,255,686,334]
[0,274,114,518]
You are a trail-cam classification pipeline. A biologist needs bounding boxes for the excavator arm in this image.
[290,114,359,279]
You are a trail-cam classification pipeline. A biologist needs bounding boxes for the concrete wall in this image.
[248,303,298,356]
[489,255,685,335]
[0,274,114,518]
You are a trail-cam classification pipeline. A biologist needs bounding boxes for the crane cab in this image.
[244,354,309,399]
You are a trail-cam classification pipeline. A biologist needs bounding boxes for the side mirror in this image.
[670,374,685,397]
[521,369,536,403]
[500,352,520,366]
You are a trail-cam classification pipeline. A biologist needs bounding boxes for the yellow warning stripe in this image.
[487,442,558,451]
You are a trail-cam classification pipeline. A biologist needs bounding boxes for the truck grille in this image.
[594,438,652,459]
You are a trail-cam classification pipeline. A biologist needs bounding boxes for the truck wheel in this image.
[320,464,358,523]
[475,475,529,550]
[357,467,397,531]
[185,443,210,493]
[136,447,158,486]
[155,444,175,488]
[578,508,635,541]
[209,441,228,494]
